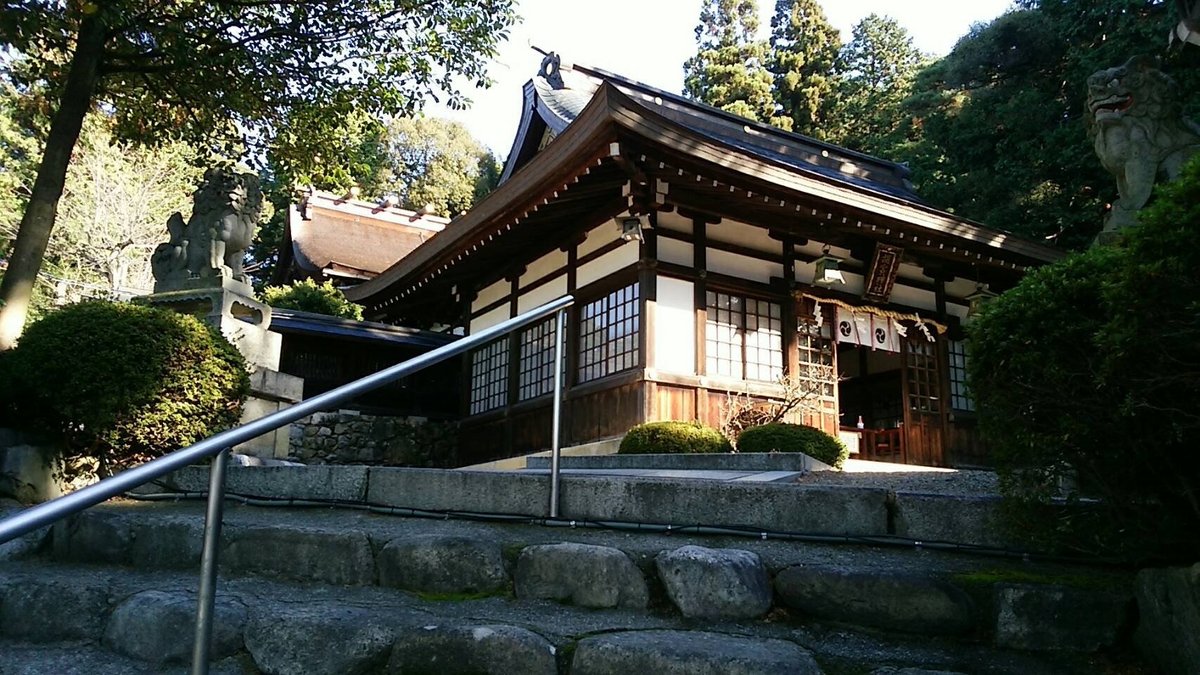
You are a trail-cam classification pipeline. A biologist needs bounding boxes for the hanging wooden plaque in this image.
[862,242,903,303]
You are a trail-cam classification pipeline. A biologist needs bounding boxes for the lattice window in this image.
[947,339,974,412]
[705,291,782,381]
[578,282,639,383]
[905,338,941,414]
[468,338,508,414]
[518,318,561,402]
[797,320,835,398]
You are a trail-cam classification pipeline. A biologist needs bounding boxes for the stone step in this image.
[0,639,252,674]
[16,499,1138,651]
[0,560,1131,675]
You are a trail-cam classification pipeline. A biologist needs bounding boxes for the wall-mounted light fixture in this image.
[813,244,845,286]
[618,215,644,242]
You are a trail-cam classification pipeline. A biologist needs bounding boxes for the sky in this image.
[433,0,1016,154]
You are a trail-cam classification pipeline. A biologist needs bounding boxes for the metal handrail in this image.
[0,293,574,674]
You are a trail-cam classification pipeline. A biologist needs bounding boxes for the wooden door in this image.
[901,332,947,466]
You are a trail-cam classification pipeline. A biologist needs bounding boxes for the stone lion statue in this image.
[152,167,262,291]
[1087,55,1200,235]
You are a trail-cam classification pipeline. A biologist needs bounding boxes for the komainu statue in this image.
[1087,55,1200,236]
[151,167,262,292]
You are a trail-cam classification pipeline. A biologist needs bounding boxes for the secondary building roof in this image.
[277,190,448,285]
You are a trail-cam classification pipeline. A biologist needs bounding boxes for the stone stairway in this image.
[0,490,1146,675]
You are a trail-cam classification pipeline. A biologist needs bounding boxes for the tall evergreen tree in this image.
[829,14,925,153]
[768,0,841,137]
[894,0,1200,248]
[683,0,787,127]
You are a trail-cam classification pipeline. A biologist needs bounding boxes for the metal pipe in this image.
[190,448,229,675]
[548,308,566,518]
[0,294,575,546]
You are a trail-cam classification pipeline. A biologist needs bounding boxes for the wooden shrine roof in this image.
[346,54,1063,323]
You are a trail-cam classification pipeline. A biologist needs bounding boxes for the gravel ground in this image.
[796,460,1001,496]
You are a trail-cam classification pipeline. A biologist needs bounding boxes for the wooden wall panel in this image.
[650,383,698,423]
[566,382,643,445]
[945,420,990,468]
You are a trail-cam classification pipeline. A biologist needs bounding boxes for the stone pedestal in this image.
[137,279,304,459]
[238,369,304,459]
[140,277,280,371]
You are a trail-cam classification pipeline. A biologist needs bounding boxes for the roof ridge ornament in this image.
[538,51,566,89]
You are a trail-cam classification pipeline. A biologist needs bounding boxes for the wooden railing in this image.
[842,426,906,464]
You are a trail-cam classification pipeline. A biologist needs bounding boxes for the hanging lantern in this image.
[813,245,845,286]
[966,284,998,319]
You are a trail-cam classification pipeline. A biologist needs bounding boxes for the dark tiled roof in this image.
[271,308,458,348]
[518,56,922,203]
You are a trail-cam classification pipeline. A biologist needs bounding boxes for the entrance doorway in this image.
[837,342,905,463]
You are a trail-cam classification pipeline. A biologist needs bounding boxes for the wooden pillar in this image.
[781,236,799,377]
[639,213,659,424]
[692,216,708,423]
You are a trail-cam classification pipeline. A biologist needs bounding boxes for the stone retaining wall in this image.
[287,411,457,467]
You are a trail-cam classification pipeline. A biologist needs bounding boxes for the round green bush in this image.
[262,279,363,320]
[618,421,733,455]
[0,301,250,475]
[736,423,848,468]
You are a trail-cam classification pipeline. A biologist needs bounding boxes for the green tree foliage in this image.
[0,301,249,475]
[251,106,391,285]
[473,151,504,206]
[828,14,925,154]
[38,118,201,298]
[251,114,498,285]
[0,82,41,237]
[768,0,841,137]
[683,0,786,127]
[0,0,516,349]
[0,93,202,317]
[262,279,364,321]
[381,116,497,218]
[892,1,1200,248]
[968,159,1200,560]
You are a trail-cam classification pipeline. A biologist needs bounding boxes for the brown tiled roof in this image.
[289,193,447,280]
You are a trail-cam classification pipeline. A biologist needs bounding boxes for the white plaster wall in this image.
[520,249,567,288]
[658,238,693,267]
[474,278,509,312]
[518,275,569,313]
[469,305,510,335]
[578,240,638,287]
[707,218,778,255]
[578,219,619,258]
[655,211,693,235]
[896,262,933,285]
[655,276,695,375]
[707,247,781,285]
[889,283,938,313]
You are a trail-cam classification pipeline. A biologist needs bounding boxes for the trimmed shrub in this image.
[735,423,848,469]
[262,279,364,320]
[618,421,732,455]
[0,301,250,475]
